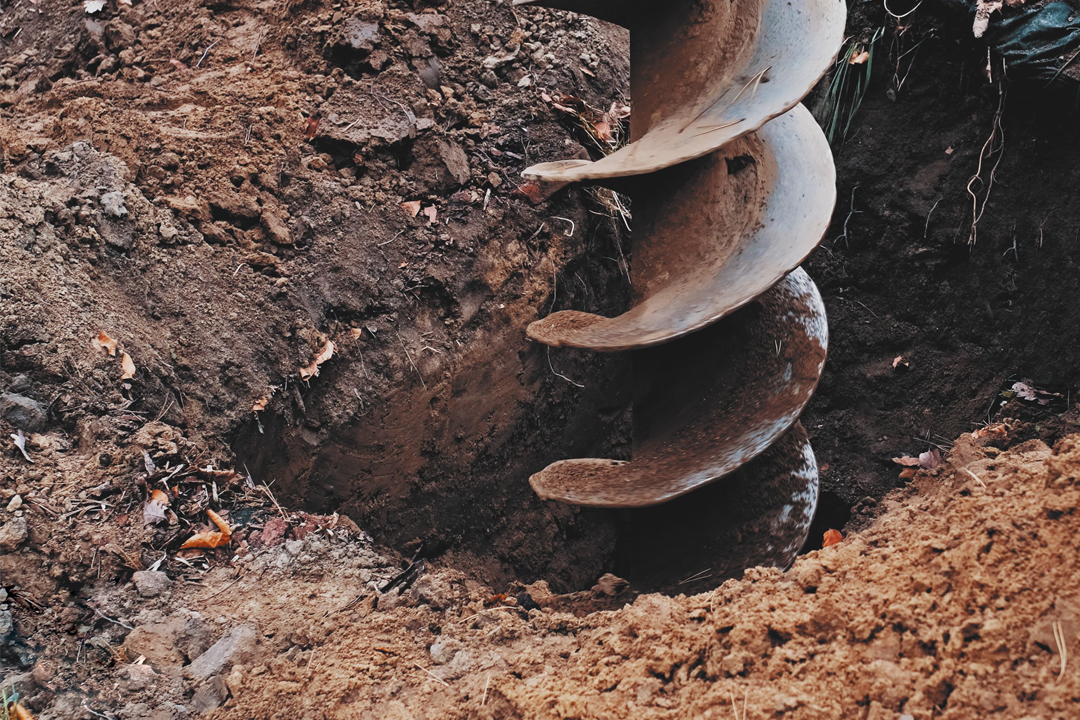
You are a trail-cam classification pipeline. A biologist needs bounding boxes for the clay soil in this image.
[1,0,1080,717]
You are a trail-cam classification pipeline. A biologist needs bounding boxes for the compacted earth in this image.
[1,0,1079,717]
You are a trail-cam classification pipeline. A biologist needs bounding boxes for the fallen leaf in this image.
[972,423,1008,440]
[169,58,188,72]
[822,529,843,548]
[593,120,612,142]
[120,353,136,380]
[945,146,954,155]
[141,449,157,475]
[92,330,118,356]
[350,328,363,340]
[850,50,870,65]
[899,467,918,479]
[401,200,421,218]
[422,206,438,224]
[180,509,232,549]
[11,429,32,463]
[83,0,105,12]
[973,0,1003,38]
[892,355,909,370]
[299,339,336,381]
[892,455,922,467]
[143,489,170,525]
[918,448,942,469]
[515,183,543,204]
[252,396,269,413]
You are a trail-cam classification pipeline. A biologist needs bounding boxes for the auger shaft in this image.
[518,0,845,572]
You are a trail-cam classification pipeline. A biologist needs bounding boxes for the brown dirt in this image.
[3,0,1080,717]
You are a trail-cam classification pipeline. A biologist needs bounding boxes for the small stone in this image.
[428,637,462,664]
[486,171,502,188]
[6,495,22,512]
[101,190,129,218]
[120,662,159,691]
[159,223,179,240]
[592,573,629,597]
[0,516,28,552]
[185,625,261,682]
[0,608,12,638]
[192,675,228,713]
[132,570,172,598]
[261,212,292,246]
[0,393,46,431]
[284,539,303,556]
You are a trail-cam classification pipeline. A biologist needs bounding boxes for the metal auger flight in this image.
[519,0,845,571]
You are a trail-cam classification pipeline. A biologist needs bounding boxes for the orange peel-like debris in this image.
[92,330,118,356]
[252,396,269,413]
[299,339,336,381]
[822,529,843,548]
[180,509,232,549]
[120,352,136,380]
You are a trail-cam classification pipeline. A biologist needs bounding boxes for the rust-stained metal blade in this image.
[529,268,826,507]
[616,421,819,588]
[527,104,834,351]
[519,0,845,182]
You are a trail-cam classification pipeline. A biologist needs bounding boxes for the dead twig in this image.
[966,69,1006,246]
[834,184,861,249]
[414,663,450,687]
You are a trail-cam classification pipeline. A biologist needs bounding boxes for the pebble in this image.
[5,495,22,512]
[0,516,28,552]
[132,570,172,598]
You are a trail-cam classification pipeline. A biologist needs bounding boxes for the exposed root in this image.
[966,68,1007,246]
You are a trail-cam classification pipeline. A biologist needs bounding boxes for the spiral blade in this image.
[519,0,845,182]
[529,268,826,507]
[527,105,834,351]
[616,422,819,587]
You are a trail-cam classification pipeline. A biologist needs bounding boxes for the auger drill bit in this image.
[518,0,845,570]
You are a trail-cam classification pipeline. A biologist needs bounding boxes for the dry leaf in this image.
[252,396,269,413]
[180,509,232,549]
[299,339,336,381]
[973,0,1003,38]
[593,120,612,142]
[120,353,136,380]
[11,429,32,463]
[822,529,843,548]
[972,423,1008,440]
[350,328,363,340]
[850,50,870,65]
[423,206,438,224]
[83,0,105,12]
[918,449,942,469]
[401,200,421,218]
[945,146,954,155]
[143,489,170,525]
[92,330,118,356]
[892,355,909,370]
[892,455,922,467]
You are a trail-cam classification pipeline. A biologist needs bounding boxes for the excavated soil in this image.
[2,0,1080,717]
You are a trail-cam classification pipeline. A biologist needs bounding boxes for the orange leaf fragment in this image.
[143,488,171,525]
[299,339,336,381]
[850,50,870,65]
[350,328,363,340]
[180,509,232,549]
[120,353,136,380]
[92,330,118,356]
[822,529,843,548]
[151,489,170,506]
[401,200,421,218]
[593,120,612,142]
[252,396,269,413]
